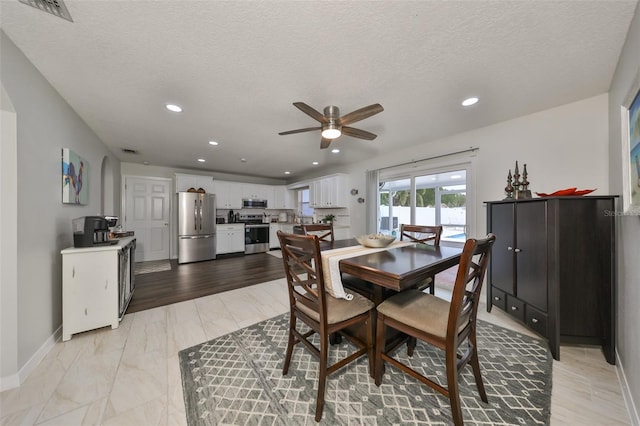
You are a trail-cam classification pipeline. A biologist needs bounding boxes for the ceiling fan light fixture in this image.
[321,123,341,139]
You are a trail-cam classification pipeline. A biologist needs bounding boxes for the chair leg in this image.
[367,310,375,378]
[407,336,417,357]
[469,333,488,403]
[282,314,296,375]
[315,330,329,422]
[446,349,464,426]
[374,314,386,386]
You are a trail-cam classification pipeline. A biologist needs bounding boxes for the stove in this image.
[239,215,270,254]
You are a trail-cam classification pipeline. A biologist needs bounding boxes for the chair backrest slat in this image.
[278,231,328,322]
[448,234,496,340]
[302,223,335,242]
[400,224,443,245]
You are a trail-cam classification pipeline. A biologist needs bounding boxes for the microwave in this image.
[242,199,267,209]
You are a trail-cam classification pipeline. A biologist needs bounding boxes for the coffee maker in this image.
[72,216,114,247]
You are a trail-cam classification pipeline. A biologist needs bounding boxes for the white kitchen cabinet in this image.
[175,173,215,194]
[272,186,295,210]
[216,224,245,254]
[309,179,322,208]
[61,237,136,341]
[242,183,270,201]
[212,181,243,209]
[309,174,347,208]
[269,223,280,249]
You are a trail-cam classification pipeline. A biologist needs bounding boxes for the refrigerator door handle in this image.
[194,200,198,231]
[179,235,214,239]
[199,199,203,232]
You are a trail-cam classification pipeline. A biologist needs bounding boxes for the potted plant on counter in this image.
[321,214,336,224]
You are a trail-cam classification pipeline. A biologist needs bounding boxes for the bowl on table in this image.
[355,234,396,248]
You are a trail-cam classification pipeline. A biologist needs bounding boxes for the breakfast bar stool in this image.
[374,234,496,426]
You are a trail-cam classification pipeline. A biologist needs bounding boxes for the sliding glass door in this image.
[377,166,470,243]
[379,177,411,235]
[415,170,467,242]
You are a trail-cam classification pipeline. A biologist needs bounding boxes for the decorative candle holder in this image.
[505,161,532,199]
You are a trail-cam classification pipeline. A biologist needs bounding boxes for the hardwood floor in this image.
[128,252,285,313]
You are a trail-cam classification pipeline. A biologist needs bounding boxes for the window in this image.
[298,188,313,218]
[377,165,472,243]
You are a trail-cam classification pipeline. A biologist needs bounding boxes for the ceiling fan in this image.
[279,102,384,149]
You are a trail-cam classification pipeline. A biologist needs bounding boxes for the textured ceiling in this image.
[1,0,637,179]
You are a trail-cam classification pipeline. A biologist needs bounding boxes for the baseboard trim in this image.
[617,350,640,426]
[0,325,61,392]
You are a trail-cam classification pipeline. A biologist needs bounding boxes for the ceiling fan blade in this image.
[341,126,378,140]
[338,103,384,126]
[293,102,328,124]
[278,126,321,135]
[320,138,332,149]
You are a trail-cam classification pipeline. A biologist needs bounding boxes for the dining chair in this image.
[277,231,375,422]
[400,224,443,294]
[374,234,496,426]
[301,223,335,242]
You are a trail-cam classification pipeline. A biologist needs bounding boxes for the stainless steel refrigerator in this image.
[178,192,216,264]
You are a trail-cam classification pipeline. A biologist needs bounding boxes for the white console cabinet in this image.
[61,237,136,341]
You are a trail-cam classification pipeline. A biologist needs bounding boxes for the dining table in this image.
[319,237,464,305]
[318,237,464,353]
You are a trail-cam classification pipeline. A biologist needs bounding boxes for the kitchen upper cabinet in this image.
[216,224,245,254]
[272,186,295,210]
[242,183,270,201]
[486,197,616,364]
[309,174,347,208]
[175,173,215,194]
[212,181,243,209]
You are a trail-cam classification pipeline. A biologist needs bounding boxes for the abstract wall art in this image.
[62,148,89,205]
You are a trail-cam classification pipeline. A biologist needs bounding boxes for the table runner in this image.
[321,240,415,299]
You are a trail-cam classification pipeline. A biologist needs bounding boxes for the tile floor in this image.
[0,278,631,425]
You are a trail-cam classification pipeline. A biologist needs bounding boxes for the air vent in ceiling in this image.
[122,148,139,155]
[19,0,73,22]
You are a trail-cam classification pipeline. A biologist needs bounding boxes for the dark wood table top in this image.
[319,238,463,292]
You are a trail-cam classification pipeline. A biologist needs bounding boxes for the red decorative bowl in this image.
[535,188,595,197]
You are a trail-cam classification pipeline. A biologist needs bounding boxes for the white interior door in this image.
[124,176,171,261]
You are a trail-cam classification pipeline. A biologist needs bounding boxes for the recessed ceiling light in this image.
[165,104,183,112]
[240,158,247,163]
[143,161,150,165]
[284,171,291,175]
[208,140,219,146]
[312,161,319,165]
[461,97,479,107]
[197,158,206,163]
[331,149,340,153]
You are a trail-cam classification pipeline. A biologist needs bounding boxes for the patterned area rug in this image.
[179,313,551,425]
[134,259,172,275]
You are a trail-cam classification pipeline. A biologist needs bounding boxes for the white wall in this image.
[608,3,640,422]
[0,83,19,388]
[0,31,122,388]
[337,94,609,239]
